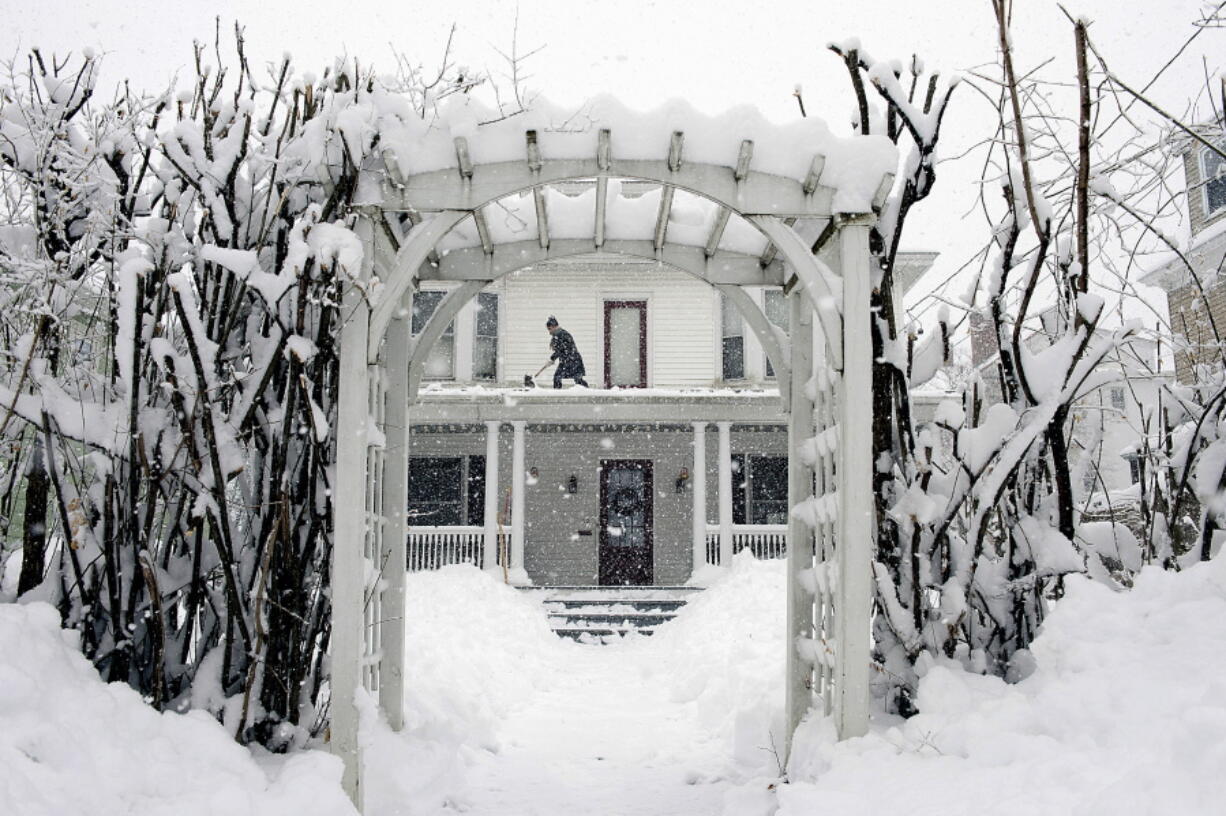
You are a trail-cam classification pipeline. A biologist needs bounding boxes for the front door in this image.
[599,460,654,585]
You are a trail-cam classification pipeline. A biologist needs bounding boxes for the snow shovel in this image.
[524,361,552,387]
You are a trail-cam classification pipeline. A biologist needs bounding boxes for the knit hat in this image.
[546,316,558,327]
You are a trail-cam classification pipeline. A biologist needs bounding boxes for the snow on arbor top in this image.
[379,94,897,213]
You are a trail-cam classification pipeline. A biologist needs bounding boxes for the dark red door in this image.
[599,460,654,585]
[603,300,647,388]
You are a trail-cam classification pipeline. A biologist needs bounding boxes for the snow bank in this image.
[635,552,787,777]
[766,556,1226,816]
[0,602,355,816]
[362,565,568,815]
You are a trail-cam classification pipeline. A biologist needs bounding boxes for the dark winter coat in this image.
[549,328,586,377]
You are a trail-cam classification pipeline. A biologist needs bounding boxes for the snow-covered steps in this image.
[521,586,703,643]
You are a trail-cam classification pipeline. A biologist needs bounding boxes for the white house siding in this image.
[407,423,788,586]
[498,257,719,389]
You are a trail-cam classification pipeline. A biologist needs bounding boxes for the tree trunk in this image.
[17,434,49,595]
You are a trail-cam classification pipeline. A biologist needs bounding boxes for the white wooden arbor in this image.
[330,120,882,810]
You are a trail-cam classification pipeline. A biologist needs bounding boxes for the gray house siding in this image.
[407,423,787,585]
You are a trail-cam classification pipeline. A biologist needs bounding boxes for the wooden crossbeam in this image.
[667,131,684,172]
[759,217,798,268]
[654,186,675,251]
[596,129,610,248]
[526,130,543,172]
[472,207,493,255]
[803,155,825,195]
[872,172,895,211]
[404,210,441,270]
[454,137,473,179]
[597,129,611,171]
[705,208,731,258]
[735,140,754,181]
[534,188,549,249]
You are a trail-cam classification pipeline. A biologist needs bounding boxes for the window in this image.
[604,300,647,388]
[407,456,486,525]
[473,293,499,380]
[1124,453,1142,485]
[1109,386,1126,411]
[412,290,454,379]
[749,456,788,524]
[407,457,463,525]
[721,295,744,380]
[731,454,747,525]
[763,289,789,378]
[1202,143,1226,217]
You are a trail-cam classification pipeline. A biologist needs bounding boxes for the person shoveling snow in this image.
[527,316,588,388]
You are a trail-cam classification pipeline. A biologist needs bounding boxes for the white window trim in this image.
[598,292,653,388]
[414,285,459,382]
[470,289,501,383]
[1200,143,1226,218]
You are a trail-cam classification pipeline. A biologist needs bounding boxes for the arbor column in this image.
[377,294,412,732]
[510,420,527,580]
[331,212,373,812]
[784,289,816,762]
[834,216,874,740]
[691,421,708,572]
[482,421,501,572]
[717,420,734,567]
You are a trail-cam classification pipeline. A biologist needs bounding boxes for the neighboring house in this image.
[961,310,1167,498]
[1142,133,1226,383]
[405,241,936,586]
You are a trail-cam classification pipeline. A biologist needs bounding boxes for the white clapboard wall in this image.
[418,255,784,389]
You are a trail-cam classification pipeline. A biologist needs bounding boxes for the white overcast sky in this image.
[3,0,1223,328]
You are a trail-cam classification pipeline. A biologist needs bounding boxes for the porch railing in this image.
[407,525,506,571]
[705,524,788,565]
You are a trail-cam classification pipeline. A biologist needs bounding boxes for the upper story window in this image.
[721,295,745,380]
[1201,143,1226,217]
[1109,385,1126,411]
[763,289,788,378]
[412,290,455,380]
[474,292,499,380]
[413,289,502,382]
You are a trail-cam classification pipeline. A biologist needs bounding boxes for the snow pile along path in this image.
[776,555,1226,816]
[0,602,356,816]
[365,556,787,816]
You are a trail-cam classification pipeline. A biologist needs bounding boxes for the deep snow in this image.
[3,552,1225,815]
[0,602,356,816]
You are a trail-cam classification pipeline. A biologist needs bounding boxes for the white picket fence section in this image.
[407,526,506,570]
[704,524,788,564]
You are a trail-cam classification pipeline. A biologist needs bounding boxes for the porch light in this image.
[567,475,579,494]
[676,466,690,493]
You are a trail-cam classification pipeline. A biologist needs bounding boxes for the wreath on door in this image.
[611,487,643,516]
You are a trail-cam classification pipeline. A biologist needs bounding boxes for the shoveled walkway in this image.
[453,643,732,816]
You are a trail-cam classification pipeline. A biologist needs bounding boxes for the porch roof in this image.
[409,384,785,423]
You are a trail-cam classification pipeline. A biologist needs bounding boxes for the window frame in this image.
[473,292,500,381]
[411,289,456,381]
[603,299,648,388]
[720,293,746,382]
[1201,142,1226,219]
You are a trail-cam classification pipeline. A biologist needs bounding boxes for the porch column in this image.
[691,421,708,572]
[717,420,734,567]
[482,421,501,572]
[510,420,527,580]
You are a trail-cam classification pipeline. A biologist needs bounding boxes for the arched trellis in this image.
[330,127,881,811]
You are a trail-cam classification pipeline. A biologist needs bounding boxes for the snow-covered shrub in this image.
[0,36,478,748]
